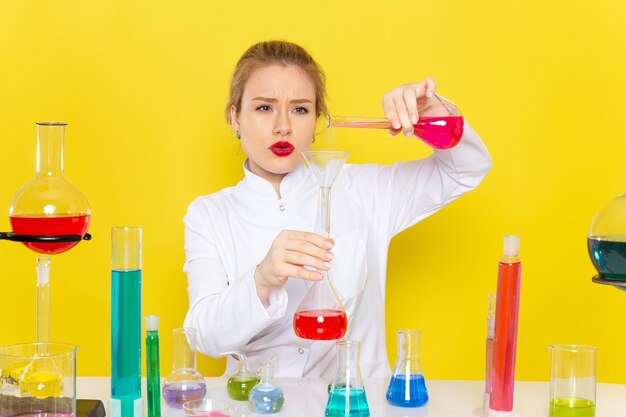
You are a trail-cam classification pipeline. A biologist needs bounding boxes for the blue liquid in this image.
[588,237,626,280]
[111,269,142,414]
[326,388,370,417]
[249,384,285,414]
[386,374,429,407]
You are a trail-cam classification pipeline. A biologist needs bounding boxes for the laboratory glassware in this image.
[483,293,496,413]
[588,190,626,287]
[183,399,232,417]
[6,122,91,254]
[110,226,142,417]
[549,344,597,417]
[293,151,349,341]
[326,339,369,417]
[249,356,284,414]
[386,329,428,407]
[37,257,51,345]
[0,342,78,416]
[222,351,259,401]
[328,95,464,150]
[489,235,521,417]
[162,327,206,408]
[145,316,161,417]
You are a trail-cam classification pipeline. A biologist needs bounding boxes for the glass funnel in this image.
[7,122,91,254]
[326,340,370,417]
[162,327,206,408]
[386,329,429,407]
[293,151,349,341]
[328,95,464,150]
[588,190,626,288]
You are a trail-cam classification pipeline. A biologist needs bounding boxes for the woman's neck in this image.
[248,160,286,199]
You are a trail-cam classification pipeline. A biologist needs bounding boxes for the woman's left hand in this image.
[382,78,437,138]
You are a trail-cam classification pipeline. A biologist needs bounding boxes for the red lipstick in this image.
[269,141,295,157]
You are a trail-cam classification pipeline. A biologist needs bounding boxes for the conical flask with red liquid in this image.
[328,94,464,150]
[8,122,91,254]
[293,151,349,341]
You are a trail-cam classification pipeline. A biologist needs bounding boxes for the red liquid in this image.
[414,116,464,149]
[490,261,521,412]
[293,309,348,340]
[10,214,91,254]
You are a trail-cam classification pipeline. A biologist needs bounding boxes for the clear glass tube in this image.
[36,257,51,345]
[110,226,142,417]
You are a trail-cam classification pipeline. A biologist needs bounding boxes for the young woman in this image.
[183,40,491,379]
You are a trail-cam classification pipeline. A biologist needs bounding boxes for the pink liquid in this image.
[414,116,464,149]
[490,261,521,411]
[191,413,230,417]
[10,214,90,254]
[331,116,464,149]
[293,309,348,340]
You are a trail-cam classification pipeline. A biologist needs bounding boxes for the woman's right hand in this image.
[254,230,334,304]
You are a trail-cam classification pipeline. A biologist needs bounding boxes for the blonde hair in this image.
[225,40,327,123]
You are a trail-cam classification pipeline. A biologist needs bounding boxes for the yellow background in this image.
[1,0,625,384]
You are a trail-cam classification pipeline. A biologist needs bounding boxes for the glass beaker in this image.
[222,351,259,401]
[248,357,284,414]
[326,340,369,417]
[549,344,597,417]
[8,122,91,254]
[0,342,78,417]
[328,95,464,150]
[110,227,142,417]
[386,329,428,407]
[163,328,207,408]
[293,151,349,341]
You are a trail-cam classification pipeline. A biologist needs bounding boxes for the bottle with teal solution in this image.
[145,316,161,417]
[249,356,284,414]
[326,340,369,417]
[222,351,259,401]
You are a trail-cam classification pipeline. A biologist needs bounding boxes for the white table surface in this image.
[77,377,626,417]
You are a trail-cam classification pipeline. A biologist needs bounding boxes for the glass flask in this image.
[293,151,349,341]
[162,327,207,408]
[386,329,429,407]
[588,190,626,289]
[0,342,78,417]
[328,95,464,150]
[326,340,369,417]
[7,122,91,254]
[222,351,259,401]
[248,356,284,414]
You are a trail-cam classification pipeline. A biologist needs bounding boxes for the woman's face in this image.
[231,64,318,183]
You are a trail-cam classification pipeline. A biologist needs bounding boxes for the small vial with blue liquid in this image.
[326,340,370,417]
[248,356,284,414]
[386,329,429,407]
